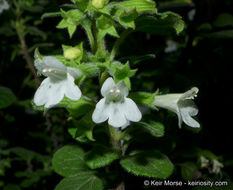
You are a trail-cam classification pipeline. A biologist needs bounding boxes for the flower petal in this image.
[122,98,142,122]
[180,87,199,100]
[116,81,129,97]
[67,67,83,79]
[65,74,82,100]
[101,77,115,97]
[34,78,50,106]
[180,106,200,128]
[92,98,109,123]
[108,103,128,128]
[43,56,67,71]
[44,79,65,108]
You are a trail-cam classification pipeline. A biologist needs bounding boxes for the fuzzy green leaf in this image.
[138,121,165,137]
[114,62,136,80]
[73,112,96,141]
[65,98,94,118]
[136,12,185,35]
[41,12,61,19]
[120,0,156,13]
[0,87,16,109]
[97,15,119,39]
[129,91,158,109]
[120,150,173,178]
[85,145,121,169]
[76,63,100,77]
[55,174,103,190]
[57,9,85,38]
[71,0,89,11]
[52,145,89,177]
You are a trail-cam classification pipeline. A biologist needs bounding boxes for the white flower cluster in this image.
[33,56,200,129]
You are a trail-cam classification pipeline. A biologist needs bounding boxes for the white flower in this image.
[34,56,82,108]
[188,9,196,21]
[164,40,177,53]
[200,156,210,168]
[0,0,9,14]
[212,159,223,174]
[153,87,200,128]
[92,77,142,128]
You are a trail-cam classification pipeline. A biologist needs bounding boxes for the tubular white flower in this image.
[34,56,81,108]
[212,159,223,174]
[92,77,142,128]
[153,87,200,128]
[0,0,9,14]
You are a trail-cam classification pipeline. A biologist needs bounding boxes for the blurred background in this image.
[0,0,233,189]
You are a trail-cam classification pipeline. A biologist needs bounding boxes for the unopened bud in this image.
[64,47,81,60]
[91,0,105,9]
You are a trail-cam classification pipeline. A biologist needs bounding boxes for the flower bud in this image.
[64,47,81,60]
[91,0,105,9]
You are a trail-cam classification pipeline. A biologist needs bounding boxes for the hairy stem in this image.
[93,21,105,53]
[109,125,121,150]
[20,38,40,87]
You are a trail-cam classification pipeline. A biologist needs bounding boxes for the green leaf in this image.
[110,62,137,89]
[41,12,61,19]
[97,15,119,39]
[111,5,138,29]
[120,0,157,13]
[129,91,158,109]
[203,30,233,39]
[8,147,36,161]
[57,9,85,38]
[71,0,89,11]
[114,62,136,80]
[55,174,103,190]
[77,63,100,77]
[68,25,77,38]
[0,87,16,109]
[136,12,185,35]
[73,112,96,141]
[180,162,198,181]
[213,13,233,28]
[85,145,121,169]
[52,145,90,177]
[65,98,94,118]
[138,121,164,137]
[120,150,173,178]
[26,26,47,39]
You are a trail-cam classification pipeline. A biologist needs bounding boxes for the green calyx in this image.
[91,0,105,9]
[64,47,81,60]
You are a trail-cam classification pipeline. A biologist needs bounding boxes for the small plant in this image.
[30,0,202,189]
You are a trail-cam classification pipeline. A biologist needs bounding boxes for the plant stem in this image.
[110,29,133,61]
[83,23,95,53]
[19,37,40,88]
[93,21,105,54]
[109,125,121,150]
